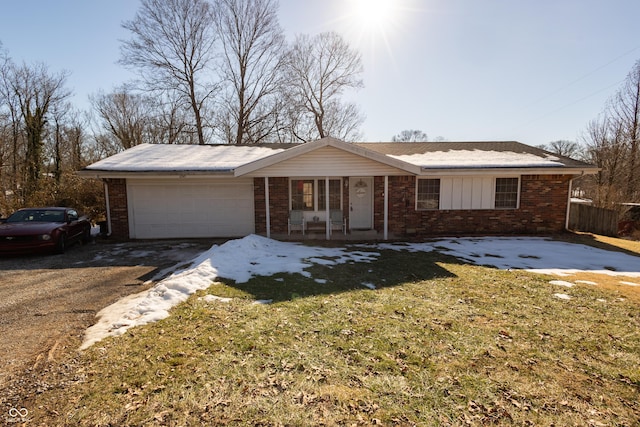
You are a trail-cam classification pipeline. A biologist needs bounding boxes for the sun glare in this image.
[349,0,397,32]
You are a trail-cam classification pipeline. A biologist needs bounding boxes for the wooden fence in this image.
[568,203,619,236]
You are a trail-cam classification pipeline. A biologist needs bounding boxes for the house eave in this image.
[417,166,600,176]
[77,169,235,179]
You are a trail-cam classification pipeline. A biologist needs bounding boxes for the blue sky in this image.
[1,0,639,146]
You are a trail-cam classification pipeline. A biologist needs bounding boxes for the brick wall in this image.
[254,177,289,234]
[255,175,571,237]
[105,178,129,239]
[113,174,571,239]
[379,174,571,236]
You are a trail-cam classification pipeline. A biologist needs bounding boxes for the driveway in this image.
[0,238,215,406]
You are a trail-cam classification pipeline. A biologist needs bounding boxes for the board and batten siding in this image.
[244,146,409,177]
[429,176,518,210]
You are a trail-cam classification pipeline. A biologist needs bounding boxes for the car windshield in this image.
[6,210,65,223]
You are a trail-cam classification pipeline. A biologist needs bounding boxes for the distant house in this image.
[79,137,598,240]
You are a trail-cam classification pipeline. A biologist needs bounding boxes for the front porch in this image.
[254,176,393,241]
[266,228,383,242]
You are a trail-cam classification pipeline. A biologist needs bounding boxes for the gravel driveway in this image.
[0,237,216,409]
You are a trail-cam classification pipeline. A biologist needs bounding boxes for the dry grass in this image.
[25,241,640,426]
[564,231,640,256]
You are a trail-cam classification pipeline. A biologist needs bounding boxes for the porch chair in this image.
[288,210,305,235]
[330,209,346,235]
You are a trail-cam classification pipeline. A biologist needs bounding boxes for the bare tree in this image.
[49,101,72,183]
[392,129,428,142]
[580,116,627,207]
[0,46,23,207]
[214,0,286,144]
[120,0,218,145]
[64,110,86,170]
[538,140,581,158]
[6,62,70,201]
[146,93,191,145]
[578,59,640,206]
[609,59,640,200]
[90,88,149,150]
[284,31,364,142]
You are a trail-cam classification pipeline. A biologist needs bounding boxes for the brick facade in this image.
[255,174,571,237]
[373,174,571,236]
[104,178,129,239]
[254,177,290,234]
[108,174,571,239]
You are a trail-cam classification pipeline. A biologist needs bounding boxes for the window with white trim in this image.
[416,178,441,210]
[494,177,519,209]
[318,179,342,209]
[290,178,342,211]
[291,179,314,210]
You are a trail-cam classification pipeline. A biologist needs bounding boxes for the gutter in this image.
[419,166,600,176]
[565,172,586,232]
[104,180,112,237]
[77,169,236,179]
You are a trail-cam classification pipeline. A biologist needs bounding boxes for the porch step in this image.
[349,229,379,238]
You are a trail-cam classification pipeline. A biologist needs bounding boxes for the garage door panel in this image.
[128,179,255,239]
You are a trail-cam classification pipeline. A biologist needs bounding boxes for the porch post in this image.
[264,177,271,238]
[384,176,389,240]
[325,176,330,240]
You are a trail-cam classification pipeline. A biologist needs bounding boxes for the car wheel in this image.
[82,227,91,244]
[55,234,67,254]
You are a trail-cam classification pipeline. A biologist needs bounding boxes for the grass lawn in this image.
[29,236,640,426]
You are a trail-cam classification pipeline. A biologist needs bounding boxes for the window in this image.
[495,177,519,209]
[291,178,342,211]
[291,179,314,210]
[417,179,440,210]
[318,179,341,209]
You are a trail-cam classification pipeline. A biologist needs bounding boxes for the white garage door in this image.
[127,179,255,239]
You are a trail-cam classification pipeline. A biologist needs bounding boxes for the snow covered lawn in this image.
[81,235,640,349]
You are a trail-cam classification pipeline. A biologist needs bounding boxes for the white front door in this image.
[349,177,373,230]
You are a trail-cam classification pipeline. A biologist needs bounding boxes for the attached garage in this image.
[127,178,255,239]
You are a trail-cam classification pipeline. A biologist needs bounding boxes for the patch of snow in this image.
[85,143,285,172]
[361,282,376,290]
[431,237,640,277]
[199,295,232,303]
[80,235,640,350]
[390,149,564,168]
[554,293,572,300]
[81,235,380,349]
[620,281,639,287]
[575,280,597,285]
[549,280,574,288]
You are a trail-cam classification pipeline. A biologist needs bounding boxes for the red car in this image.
[0,207,92,254]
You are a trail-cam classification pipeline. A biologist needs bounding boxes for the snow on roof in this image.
[84,140,594,174]
[389,149,564,168]
[85,143,286,172]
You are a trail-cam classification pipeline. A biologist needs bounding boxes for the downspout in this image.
[104,180,112,237]
[565,172,582,231]
[384,176,389,240]
[265,177,271,238]
[325,177,330,240]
